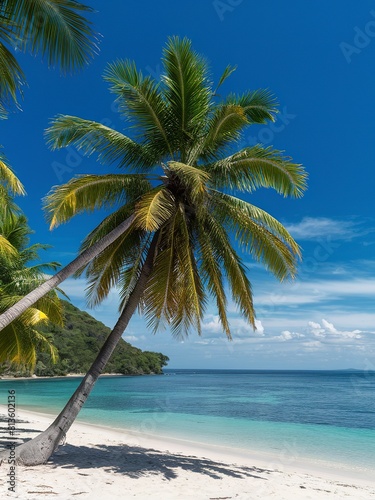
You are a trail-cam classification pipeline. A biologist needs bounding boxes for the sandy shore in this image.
[0,407,374,499]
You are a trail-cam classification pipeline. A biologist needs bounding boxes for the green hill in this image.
[3,301,169,377]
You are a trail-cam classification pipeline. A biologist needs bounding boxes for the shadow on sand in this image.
[49,442,273,482]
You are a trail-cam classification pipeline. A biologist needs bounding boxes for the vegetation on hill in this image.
[0,301,169,377]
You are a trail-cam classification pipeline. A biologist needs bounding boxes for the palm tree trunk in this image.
[0,232,158,466]
[0,214,135,331]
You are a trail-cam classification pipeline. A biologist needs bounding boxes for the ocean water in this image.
[1,370,374,475]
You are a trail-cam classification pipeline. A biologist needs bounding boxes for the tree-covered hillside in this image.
[1,301,169,376]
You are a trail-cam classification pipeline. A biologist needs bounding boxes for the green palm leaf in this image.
[197,220,231,338]
[214,64,237,94]
[0,318,57,366]
[44,173,151,228]
[167,161,210,203]
[134,186,176,231]
[46,116,155,170]
[4,0,97,72]
[142,212,180,332]
[203,211,256,330]
[210,191,301,280]
[162,36,211,150]
[84,228,146,307]
[104,60,173,158]
[0,42,24,118]
[206,145,307,197]
[0,151,25,194]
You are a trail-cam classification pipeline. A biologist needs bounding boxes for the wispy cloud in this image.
[284,217,372,241]
[255,278,375,308]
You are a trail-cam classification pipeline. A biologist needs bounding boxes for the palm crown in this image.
[45,37,307,339]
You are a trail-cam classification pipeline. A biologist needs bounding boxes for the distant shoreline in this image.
[0,373,139,381]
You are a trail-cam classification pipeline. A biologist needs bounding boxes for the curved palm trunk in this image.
[0,232,158,466]
[0,215,135,331]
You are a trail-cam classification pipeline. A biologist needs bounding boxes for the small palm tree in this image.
[0,211,63,369]
[0,37,307,466]
[0,0,97,118]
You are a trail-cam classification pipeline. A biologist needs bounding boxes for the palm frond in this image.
[118,233,151,312]
[34,292,64,326]
[77,203,137,255]
[201,103,248,158]
[167,161,210,203]
[210,191,301,280]
[229,89,278,124]
[4,0,98,73]
[0,41,24,118]
[170,204,205,337]
[44,173,151,228]
[0,150,25,193]
[134,186,176,231]
[0,317,57,367]
[162,36,211,151]
[206,145,307,198]
[214,64,237,94]
[84,227,146,307]
[46,115,155,170]
[141,212,180,332]
[201,210,256,329]
[104,60,174,158]
[0,234,18,261]
[196,220,231,338]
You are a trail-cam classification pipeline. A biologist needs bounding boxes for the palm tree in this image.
[0,37,307,465]
[0,211,63,369]
[0,0,97,118]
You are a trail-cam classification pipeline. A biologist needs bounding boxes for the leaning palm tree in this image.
[0,37,307,465]
[0,0,97,118]
[0,212,63,369]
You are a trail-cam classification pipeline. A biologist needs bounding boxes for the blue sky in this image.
[1,0,375,369]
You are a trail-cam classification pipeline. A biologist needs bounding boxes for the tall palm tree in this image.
[0,37,307,465]
[0,211,63,368]
[0,0,97,118]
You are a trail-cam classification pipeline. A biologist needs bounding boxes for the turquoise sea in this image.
[1,370,374,476]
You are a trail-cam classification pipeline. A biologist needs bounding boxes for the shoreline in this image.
[1,407,374,499]
[0,373,146,380]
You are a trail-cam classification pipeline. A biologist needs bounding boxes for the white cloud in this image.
[272,330,305,342]
[255,278,375,312]
[284,217,364,241]
[202,315,222,335]
[302,340,323,351]
[254,319,264,335]
[307,320,363,342]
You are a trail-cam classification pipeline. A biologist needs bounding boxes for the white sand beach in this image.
[1,407,374,500]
